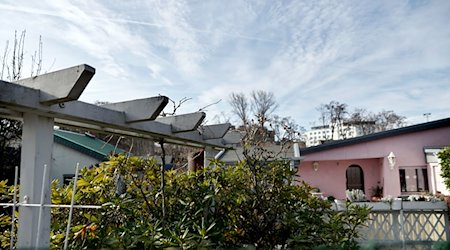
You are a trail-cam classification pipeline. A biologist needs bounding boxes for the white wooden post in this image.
[17,113,54,249]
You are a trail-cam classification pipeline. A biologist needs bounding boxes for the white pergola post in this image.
[17,113,54,249]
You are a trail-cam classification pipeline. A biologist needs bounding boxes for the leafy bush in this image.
[0,180,17,249]
[438,147,450,191]
[1,154,369,249]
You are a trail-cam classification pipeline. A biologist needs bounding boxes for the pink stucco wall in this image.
[298,158,381,199]
[298,126,450,199]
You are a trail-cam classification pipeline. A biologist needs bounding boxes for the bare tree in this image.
[270,115,303,143]
[348,108,376,136]
[316,101,407,142]
[1,30,25,81]
[251,90,278,128]
[318,101,348,140]
[374,110,406,131]
[316,104,330,128]
[0,30,44,182]
[229,92,250,126]
[1,30,43,81]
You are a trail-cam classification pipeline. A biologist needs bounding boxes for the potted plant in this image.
[345,189,366,202]
[403,194,447,210]
[370,184,383,201]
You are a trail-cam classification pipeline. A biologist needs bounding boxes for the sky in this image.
[1,0,450,129]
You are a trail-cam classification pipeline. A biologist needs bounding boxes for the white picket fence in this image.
[339,201,450,248]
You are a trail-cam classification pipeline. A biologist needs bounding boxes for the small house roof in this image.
[54,129,125,161]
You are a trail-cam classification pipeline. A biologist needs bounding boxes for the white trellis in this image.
[0,64,231,249]
[345,201,450,248]
[0,163,103,250]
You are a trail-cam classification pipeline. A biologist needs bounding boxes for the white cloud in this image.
[147,63,172,86]
[1,0,449,128]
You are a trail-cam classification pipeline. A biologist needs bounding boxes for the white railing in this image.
[337,200,450,247]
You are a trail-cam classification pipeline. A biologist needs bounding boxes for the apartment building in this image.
[305,121,376,147]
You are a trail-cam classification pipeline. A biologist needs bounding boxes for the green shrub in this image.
[1,154,369,249]
[438,147,450,191]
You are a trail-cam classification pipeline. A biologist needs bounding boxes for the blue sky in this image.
[1,0,450,129]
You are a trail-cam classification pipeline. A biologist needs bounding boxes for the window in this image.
[399,167,429,193]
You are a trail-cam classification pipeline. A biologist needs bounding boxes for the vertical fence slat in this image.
[64,163,80,250]
[9,166,19,250]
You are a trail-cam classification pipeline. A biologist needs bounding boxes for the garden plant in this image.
[1,152,369,249]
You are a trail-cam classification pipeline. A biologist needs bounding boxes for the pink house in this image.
[298,118,450,200]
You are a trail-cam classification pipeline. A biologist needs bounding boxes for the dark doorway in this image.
[346,165,364,191]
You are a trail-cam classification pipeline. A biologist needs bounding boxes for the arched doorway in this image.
[346,165,364,191]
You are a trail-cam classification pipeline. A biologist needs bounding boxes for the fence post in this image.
[399,201,405,249]
[444,211,450,240]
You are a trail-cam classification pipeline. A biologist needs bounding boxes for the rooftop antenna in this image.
[423,113,431,122]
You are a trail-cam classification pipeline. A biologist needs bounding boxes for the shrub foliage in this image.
[1,154,369,249]
[438,147,450,192]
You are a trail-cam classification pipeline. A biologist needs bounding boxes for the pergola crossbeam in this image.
[0,80,226,148]
[15,64,95,105]
[102,96,168,123]
[156,112,206,133]
[201,123,231,139]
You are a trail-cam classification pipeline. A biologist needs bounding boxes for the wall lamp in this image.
[312,161,319,172]
[387,152,396,170]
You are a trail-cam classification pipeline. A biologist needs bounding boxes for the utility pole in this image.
[423,113,431,122]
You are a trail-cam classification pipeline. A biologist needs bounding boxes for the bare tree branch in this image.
[31,35,43,77]
[198,99,221,112]
[159,96,192,117]
[0,40,9,80]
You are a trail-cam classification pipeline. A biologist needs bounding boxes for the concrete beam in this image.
[205,138,226,146]
[0,107,22,118]
[201,123,231,139]
[175,123,231,146]
[156,112,206,133]
[102,96,168,123]
[16,64,95,105]
[0,80,227,148]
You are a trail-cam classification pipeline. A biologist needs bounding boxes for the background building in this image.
[305,121,376,147]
